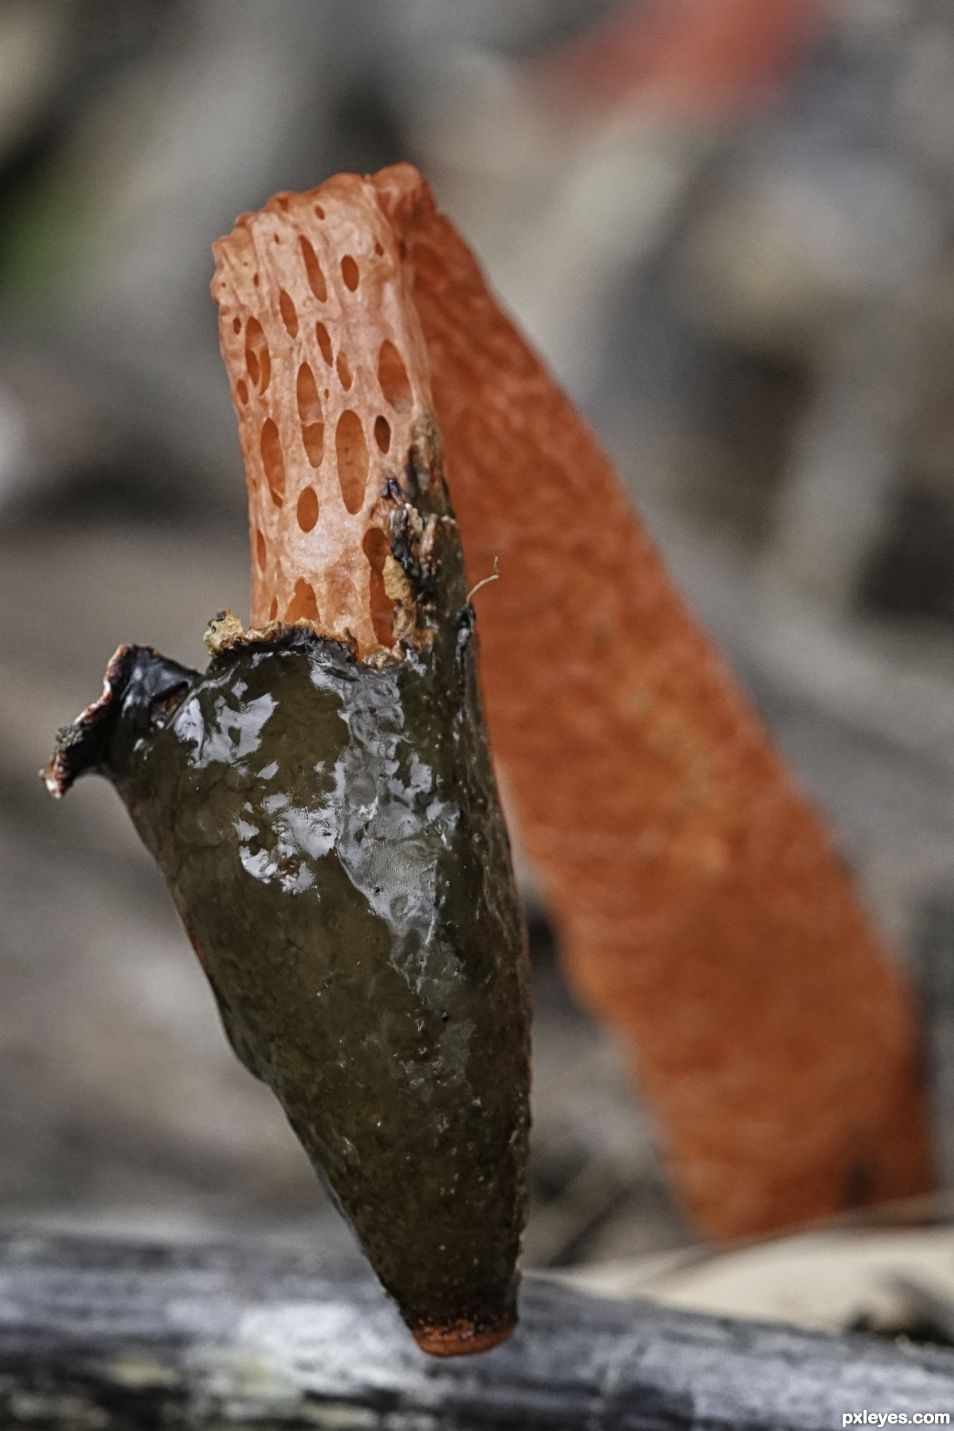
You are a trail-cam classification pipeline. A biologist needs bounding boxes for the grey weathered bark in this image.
[2,1231,954,1429]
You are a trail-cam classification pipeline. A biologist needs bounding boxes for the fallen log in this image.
[2,1230,954,1429]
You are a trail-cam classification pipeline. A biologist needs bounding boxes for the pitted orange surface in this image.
[213,178,432,656]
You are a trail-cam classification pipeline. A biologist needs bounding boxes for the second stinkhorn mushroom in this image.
[43,178,531,1357]
[370,164,932,1237]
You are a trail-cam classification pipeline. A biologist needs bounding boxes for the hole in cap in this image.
[297,486,319,532]
[245,317,271,393]
[285,579,319,624]
[299,236,327,302]
[378,339,411,412]
[335,411,368,514]
[260,419,285,506]
[363,527,394,647]
[279,290,298,338]
[297,363,324,467]
[315,321,332,365]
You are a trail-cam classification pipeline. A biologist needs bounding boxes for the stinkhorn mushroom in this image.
[43,176,531,1357]
[46,161,933,1347]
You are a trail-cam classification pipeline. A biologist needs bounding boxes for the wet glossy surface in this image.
[52,612,530,1343]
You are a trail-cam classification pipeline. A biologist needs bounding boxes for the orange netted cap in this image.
[212,175,432,657]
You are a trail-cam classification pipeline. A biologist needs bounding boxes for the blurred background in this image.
[5,0,954,1338]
